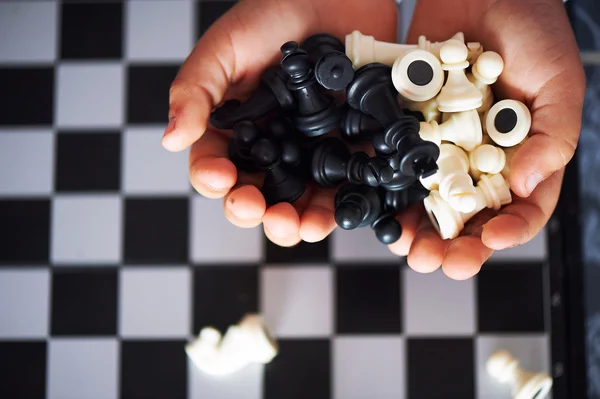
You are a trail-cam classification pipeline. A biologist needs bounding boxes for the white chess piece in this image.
[486,350,553,399]
[392,49,444,102]
[469,144,506,181]
[500,142,524,179]
[467,42,484,64]
[418,109,483,151]
[403,97,441,123]
[423,173,512,239]
[420,144,477,213]
[485,99,531,147]
[436,39,484,113]
[467,51,504,115]
[345,30,481,68]
[185,313,278,376]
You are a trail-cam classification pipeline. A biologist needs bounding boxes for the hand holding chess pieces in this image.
[186,314,278,376]
[486,349,553,399]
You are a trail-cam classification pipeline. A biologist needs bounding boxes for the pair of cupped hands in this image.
[162,0,585,280]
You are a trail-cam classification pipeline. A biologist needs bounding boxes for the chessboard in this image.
[0,1,566,398]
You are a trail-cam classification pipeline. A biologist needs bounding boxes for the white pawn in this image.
[485,99,531,147]
[392,49,445,102]
[403,97,441,123]
[423,173,512,239]
[469,144,506,181]
[185,313,278,376]
[418,109,483,151]
[467,42,484,64]
[420,144,477,213]
[486,350,553,399]
[436,39,483,113]
[467,51,504,115]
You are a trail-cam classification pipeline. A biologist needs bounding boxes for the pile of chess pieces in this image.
[209,30,531,245]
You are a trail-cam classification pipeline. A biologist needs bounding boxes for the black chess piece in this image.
[371,210,402,244]
[334,183,382,230]
[311,137,393,187]
[300,33,355,91]
[209,66,294,129]
[345,62,439,179]
[280,41,341,137]
[251,137,306,206]
[228,120,261,172]
[384,180,430,212]
[339,103,382,142]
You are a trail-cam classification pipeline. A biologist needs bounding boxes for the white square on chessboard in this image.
[475,334,551,399]
[490,227,547,261]
[0,269,50,339]
[188,359,263,399]
[333,337,405,399]
[260,266,333,337]
[403,267,476,335]
[190,196,263,263]
[0,2,57,63]
[119,267,191,338]
[123,127,190,194]
[56,63,124,128]
[0,130,54,196]
[331,226,401,262]
[51,195,122,264]
[47,338,119,399]
[125,0,194,61]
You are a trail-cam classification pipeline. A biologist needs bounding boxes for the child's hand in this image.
[389,0,586,279]
[163,0,398,247]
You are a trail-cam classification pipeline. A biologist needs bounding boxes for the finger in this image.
[299,187,337,243]
[188,129,237,198]
[406,217,450,273]
[163,0,319,152]
[478,0,585,197]
[441,209,496,280]
[387,203,424,256]
[481,168,564,250]
[263,202,301,247]
[223,185,266,228]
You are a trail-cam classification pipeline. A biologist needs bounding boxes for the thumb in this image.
[163,0,317,152]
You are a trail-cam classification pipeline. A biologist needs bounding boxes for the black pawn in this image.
[371,211,402,244]
[280,41,341,137]
[228,121,261,173]
[346,63,439,178]
[251,138,305,206]
[209,66,294,129]
[384,180,430,213]
[339,104,383,142]
[301,33,355,91]
[311,137,393,187]
[334,183,382,230]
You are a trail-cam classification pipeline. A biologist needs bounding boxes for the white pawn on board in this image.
[485,99,532,147]
[436,39,484,113]
[486,349,553,399]
[420,144,478,213]
[344,30,481,69]
[185,313,278,376]
[469,144,506,181]
[467,51,505,115]
[423,173,512,239]
[418,109,483,151]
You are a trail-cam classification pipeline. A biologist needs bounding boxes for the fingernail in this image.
[525,172,543,195]
[163,117,176,137]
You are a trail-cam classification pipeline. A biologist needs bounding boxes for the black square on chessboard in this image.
[193,266,258,334]
[55,131,121,192]
[0,67,54,126]
[265,238,330,264]
[127,65,179,124]
[477,262,546,332]
[263,339,331,399]
[124,198,189,264]
[120,340,187,399]
[407,338,475,399]
[60,2,123,59]
[50,268,118,336]
[335,265,402,334]
[0,199,50,264]
[197,0,237,38]
[0,341,47,399]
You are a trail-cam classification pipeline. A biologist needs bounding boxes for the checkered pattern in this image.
[0,1,555,398]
